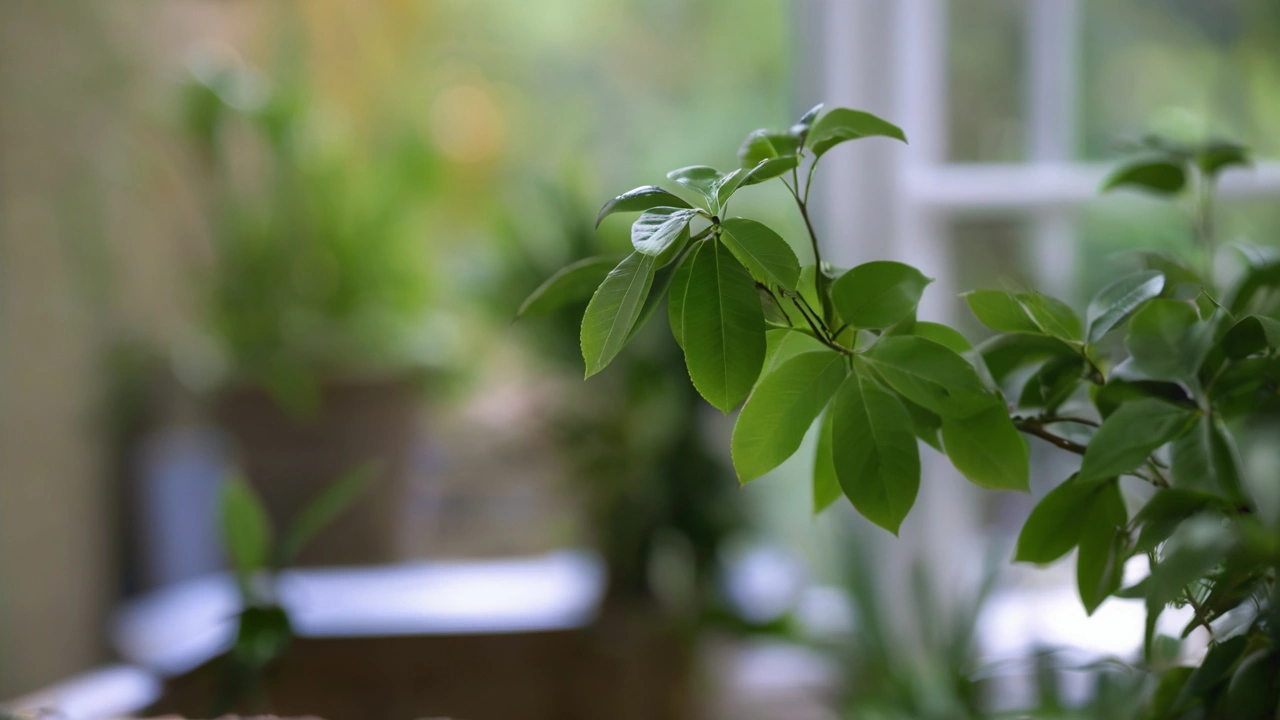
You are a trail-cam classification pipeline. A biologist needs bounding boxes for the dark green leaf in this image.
[1093,377,1195,418]
[965,290,1042,334]
[1079,398,1196,482]
[1015,474,1101,563]
[233,604,293,668]
[681,239,766,412]
[1101,158,1187,195]
[1212,356,1280,418]
[940,404,1029,491]
[1145,514,1235,608]
[1017,354,1084,412]
[831,261,933,329]
[1126,299,1213,384]
[1133,488,1223,554]
[596,185,692,228]
[719,218,801,291]
[1175,635,1249,710]
[738,129,801,168]
[831,364,921,534]
[1226,261,1280,317]
[863,336,999,419]
[1196,139,1251,178]
[1171,415,1248,506]
[277,466,373,566]
[221,476,272,576]
[1085,270,1166,343]
[814,409,840,514]
[902,397,943,452]
[1222,315,1280,359]
[631,207,697,257]
[732,350,847,482]
[1076,480,1127,614]
[517,255,624,318]
[1147,667,1195,720]
[979,333,1077,384]
[807,108,907,159]
[1224,649,1279,720]
[581,252,657,377]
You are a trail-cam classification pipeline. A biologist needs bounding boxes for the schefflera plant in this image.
[521,104,1033,537]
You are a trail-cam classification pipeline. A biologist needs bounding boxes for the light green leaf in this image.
[1126,299,1212,383]
[790,103,824,143]
[581,252,657,377]
[965,290,1042,334]
[738,129,800,168]
[1101,158,1187,195]
[1018,293,1083,342]
[732,350,847,482]
[902,397,943,452]
[1079,398,1196,482]
[763,327,829,374]
[1086,270,1166,343]
[518,255,625,318]
[940,405,1029,491]
[631,207,696,257]
[807,108,907,159]
[1076,480,1128,614]
[719,218,801,291]
[221,476,273,576]
[277,466,373,566]
[1222,314,1280,359]
[831,261,932,329]
[681,239,766,412]
[596,185,692,228]
[813,409,840,514]
[1015,475,1101,563]
[739,155,800,187]
[666,165,725,208]
[667,244,696,349]
[912,321,973,354]
[863,335,999,418]
[629,243,692,343]
[831,364,920,534]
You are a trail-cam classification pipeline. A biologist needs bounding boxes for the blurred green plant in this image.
[215,467,371,714]
[182,54,442,414]
[523,104,1280,717]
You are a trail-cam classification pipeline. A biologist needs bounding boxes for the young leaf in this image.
[965,290,1042,334]
[790,103,824,143]
[1126,299,1212,383]
[276,465,373,567]
[221,476,273,576]
[732,350,847,483]
[518,255,625,318]
[940,405,1030,491]
[813,409,840,514]
[807,108,907,159]
[1018,293,1083,342]
[738,129,800,168]
[631,207,697,257]
[831,261,932,329]
[912,322,973,354]
[719,218,801,291]
[681,239,766,412]
[1101,158,1187,195]
[666,165,726,208]
[862,336,999,418]
[581,252,657,377]
[831,365,921,534]
[1079,398,1196,483]
[1085,270,1166,343]
[596,185,692,228]
[1076,481,1128,614]
[739,156,801,188]
[1015,475,1101,563]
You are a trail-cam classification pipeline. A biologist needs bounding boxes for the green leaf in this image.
[813,409,840,514]
[912,322,973,354]
[715,168,746,206]
[1101,158,1187,195]
[979,333,1077,384]
[1018,293,1083,342]
[629,243,692,343]
[1015,474,1100,563]
[1146,514,1235,608]
[1210,356,1280,418]
[739,156,800,188]
[719,218,801,291]
[831,261,932,330]
[1085,270,1166,343]
[1175,634,1249,711]
[1126,299,1213,383]
[667,246,697,349]
[807,108,907,159]
[1224,649,1279,720]
[517,255,624,318]
[1133,488,1222,554]
[940,405,1029,491]
[863,336,999,419]
[1222,315,1280,359]
[738,129,800,168]
[1076,480,1128,614]
[1226,261,1280,316]
[1196,139,1251,178]
[666,165,726,208]
[581,252,657,377]
[763,327,829,374]
[965,290,1042,334]
[830,364,921,534]
[631,207,697,257]
[681,239,766,412]
[1016,354,1084,412]
[277,465,373,567]
[732,350,847,482]
[1170,415,1248,505]
[596,185,692,228]
[902,397,943,452]
[221,476,273,576]
[1079,398,1196,482]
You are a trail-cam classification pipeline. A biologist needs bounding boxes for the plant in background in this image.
[521,103,1280,717]
[216,468,369,714]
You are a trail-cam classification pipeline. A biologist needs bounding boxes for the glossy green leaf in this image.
[719,218,801,291]
[1210,356,1280,418]
[863,336,999,419]
[1126,299,1213,383]
[667,244,697,349]
[964,290,1042,334]
[221,476,273,576]
[1085,270,1166,343]
[790,103,823,144]
[831,365,920,534]
[1101,158,1187,195]
[1079,398,1196,482]
[912,322,973,354]
[629,243,692,343]
[581,252,657,377]
[666,165,726,208]
[1017,354,1084,412]
[979,333,1077,384]
[518,255,624,318]
[1133,488,1222,554]
[807,108,907,159]
[1076,481,1128,614]
[631,207,697,257]
[813,409,840,514]
[715,168,746,206]
[1222,315,1280,359]
[739,156,800,188]
[596,185,692,228]
[1015,475,1101,563]
[763,327,829,374]
[902,397,943,452]
[732,350,847,482]
[831,261,932,329]
[277,466,372,566]
[1019,293,1083,342]
[1170,415,1248,505]
[738,129,800,168]
[681,239,766,412]
[940,405,1029,491]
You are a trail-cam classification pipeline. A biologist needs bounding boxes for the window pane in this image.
[947,0,1028,162]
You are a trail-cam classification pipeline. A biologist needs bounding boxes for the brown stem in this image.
[1015,418,1088,455]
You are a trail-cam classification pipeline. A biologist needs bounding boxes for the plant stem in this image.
[1015,418,1088,456]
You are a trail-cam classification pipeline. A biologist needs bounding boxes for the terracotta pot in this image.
[214,375,421,566]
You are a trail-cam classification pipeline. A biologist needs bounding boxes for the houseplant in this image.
[522,103,1280,716]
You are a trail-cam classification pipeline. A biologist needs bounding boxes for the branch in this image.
[1015,418,1088,456]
